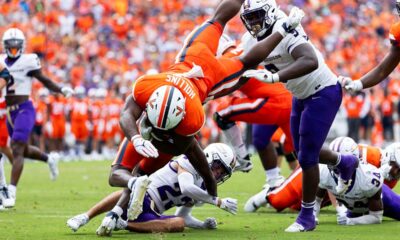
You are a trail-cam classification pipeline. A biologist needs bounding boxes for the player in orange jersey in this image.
[47,93,67,156]
[95,2,305,236]
[69,86,91,159]
[244,137,400,213]
[214,36,298,191]
[340,1,400,92]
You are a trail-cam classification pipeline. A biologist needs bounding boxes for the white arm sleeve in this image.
[347,211,383,225]
[175,206,205,229]
[177,172,217,205]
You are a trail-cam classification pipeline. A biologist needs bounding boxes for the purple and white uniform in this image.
[319,163,400,220]
[242,11,339,169]
[133,155,204,223]
[0,53,41,143]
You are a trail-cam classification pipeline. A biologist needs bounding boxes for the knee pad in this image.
[213,112,235,130]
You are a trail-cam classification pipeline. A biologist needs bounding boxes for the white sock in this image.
[0,157,6,186]
[222,124,248,159]
[111,205,123,217]
[265,167,280,180]
[8,184,16,197]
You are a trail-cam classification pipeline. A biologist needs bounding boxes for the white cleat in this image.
[335,178,352,195]
[67,213,89,232]
[115,218,128,231]
[96,212,119,236]
[0,186,15,208]
[234,155,253,173]
[263,175,285,190]
[127,175,151,220]
[48,154,59,181]
[244,188,269,212]
[285,222,306,232]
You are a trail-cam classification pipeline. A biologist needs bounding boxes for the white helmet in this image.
[383,143,400,166]
[240,0,278,38]
[217,34,236,57]
[2,28,26,58]
[329,137,359,157]
[146,85,185,130]
[204,143,236,184]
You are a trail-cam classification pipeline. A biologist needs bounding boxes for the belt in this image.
[6,104,20,111]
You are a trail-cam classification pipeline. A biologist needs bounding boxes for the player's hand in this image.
[202,217,217,229]
[278,7,305,37]
[219,198,238,215]
[96,211,119,236]
[61,86,74,98]
[242,69,279,83]
[338,76,363,93]
[131,134,159,158]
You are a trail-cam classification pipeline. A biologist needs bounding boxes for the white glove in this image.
[277,7,305,37]
[242,69,279,83]
[61,86,74,98]
[202,217,217,229]
[219,198,238,215]
[131,134,159,158]
[338,76,363,93]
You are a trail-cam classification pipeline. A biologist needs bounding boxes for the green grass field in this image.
[0,158,399,240]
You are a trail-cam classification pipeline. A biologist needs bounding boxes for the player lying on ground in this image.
[0,28,74,208]
[237,0,360,232]
[340,0,400,92]
[105,0,305,229]
[67,143,237,235]
[244,137,400,217]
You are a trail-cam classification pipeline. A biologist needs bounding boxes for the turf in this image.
[0,158,399,240]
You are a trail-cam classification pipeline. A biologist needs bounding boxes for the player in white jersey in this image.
[67,143,238,235]
[0,28,73,208]
[238,0,359,232]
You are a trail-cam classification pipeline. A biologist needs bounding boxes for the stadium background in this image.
[1,0,400,157]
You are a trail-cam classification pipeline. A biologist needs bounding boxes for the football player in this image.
[109,0,304,231]
[67,143,237,235]
[239,0,359,232]
[0,28,74,207]
[245,137,400,215]
[214,35,297,192]
[339,0,400,92]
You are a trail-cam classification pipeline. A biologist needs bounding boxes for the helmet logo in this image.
[175,105,184,117]
[148,98,156,109]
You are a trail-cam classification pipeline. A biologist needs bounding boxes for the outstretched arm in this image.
[360,45,400,88]
[175,205,217,229]
[212,0,244,27]
[29,69,62,93]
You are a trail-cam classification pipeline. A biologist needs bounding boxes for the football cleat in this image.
[127,175,151,220]
[115,218,128,231]
[96,211,119,237]
[285,222,309,232]
[234,154,253,173]
[263,175,285,190]
[244,188,269,212]
[67,213,89,232]
[48,154,59,181]
[0,186,15,208]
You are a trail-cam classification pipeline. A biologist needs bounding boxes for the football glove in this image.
[61,86,74,98]
[203,217,217,229]
[242,69,279,83]
[131,134,159,158]
[338,76,363,93]
[277,7,305,37]
[219,197,238,215]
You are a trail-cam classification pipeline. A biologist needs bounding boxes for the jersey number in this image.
[6,75,15,94]
[371,172,381,187]
[157,183,192,209]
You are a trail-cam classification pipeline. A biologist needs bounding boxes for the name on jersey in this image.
[264,55,282,62]
[166,74,196,99]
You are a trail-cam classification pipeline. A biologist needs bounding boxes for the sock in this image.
[223,125,248,160]
[266,167,280,180]
[8,184,16,197]
[0,157,6,186]
[299,200,315,217]
[111,205,123,217]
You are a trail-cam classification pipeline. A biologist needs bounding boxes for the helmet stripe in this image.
[157,86,171,128]
[161,87,175,129]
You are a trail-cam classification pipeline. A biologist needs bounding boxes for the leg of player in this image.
[381,184,400,221]
[214,114,252,172]
[0,146,13,164]
[127,218,185,233]
[24,145,58,181]
[67,190,123,232]
[0,153,13,208]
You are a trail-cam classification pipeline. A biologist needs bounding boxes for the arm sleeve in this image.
[175,206,205,229]
[347,211,383,225]
[177,171,217,205]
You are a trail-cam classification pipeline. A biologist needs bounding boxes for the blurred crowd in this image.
[0,0,400,160]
